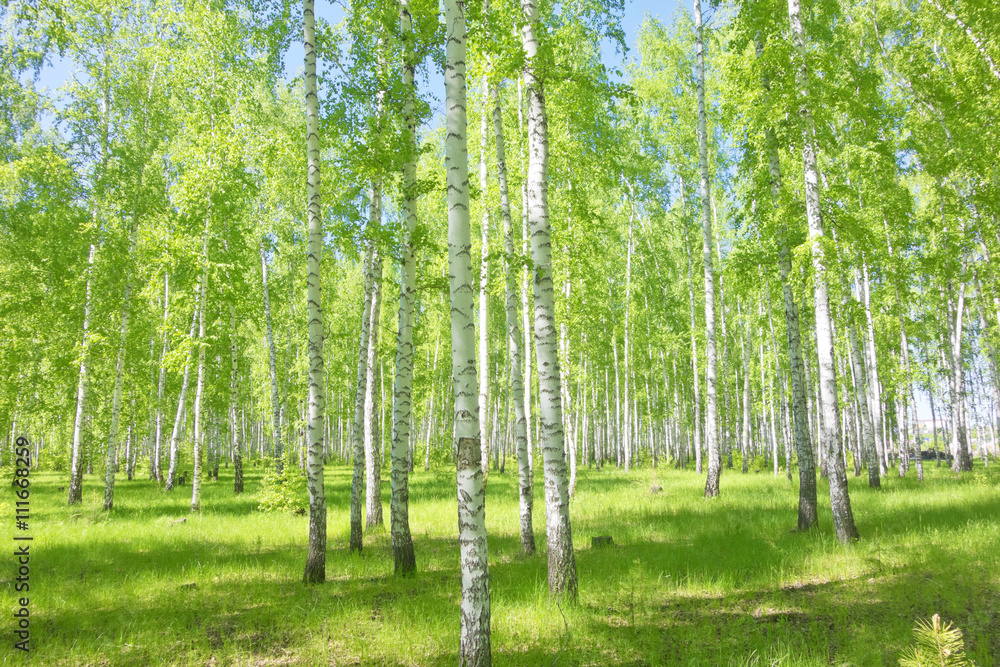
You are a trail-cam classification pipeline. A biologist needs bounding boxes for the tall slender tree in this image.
[389,0,417,577]
[302,0,327,584]
[521,0,577,598]
[445,0,491,662]
[787,0,858,543]
[695,0,721,498]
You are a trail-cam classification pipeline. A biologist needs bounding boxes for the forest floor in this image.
[3,458,999,666]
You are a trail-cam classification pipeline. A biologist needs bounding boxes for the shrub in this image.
[255,464,307,513]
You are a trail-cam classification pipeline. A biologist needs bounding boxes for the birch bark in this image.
[102,218,139,510]
[390,0,418,576]
[303,0,327,583]
[350,243,374,553]
[152,270,170,482]
[788,0,858,542]
[190,219,210,512]
[230,304,243,494]
[68,244,96,505]
[261,241,283,473]
[494,82,535,555]
[695,0,720,498]
[364,221,384,528]
[445,0,491,660]
[165,300,199,490]
[522,0,577,598]
[478,49,491,479]
[847,278,880,489]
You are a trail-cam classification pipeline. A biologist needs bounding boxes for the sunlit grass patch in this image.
[4,460,998,665]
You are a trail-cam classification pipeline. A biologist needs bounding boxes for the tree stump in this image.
[591,536,614,548]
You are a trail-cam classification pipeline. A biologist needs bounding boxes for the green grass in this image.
[3,460,999,665]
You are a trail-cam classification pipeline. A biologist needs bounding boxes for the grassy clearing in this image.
[3,461,999,666]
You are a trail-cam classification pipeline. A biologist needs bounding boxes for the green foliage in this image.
[899,615,974,667]
[255,464,307,513]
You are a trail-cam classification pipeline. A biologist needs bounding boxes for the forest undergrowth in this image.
[3,462,998,666]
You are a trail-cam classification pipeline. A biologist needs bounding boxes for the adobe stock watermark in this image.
[12,435,32,652]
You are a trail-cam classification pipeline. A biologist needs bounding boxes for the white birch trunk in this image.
[153,271,170,482]
[683,202,702,474]
[518,79,534,481]
[445,0,491,660]
[623,204,633,471]
[364,197,384,528]
[261,241,283,473]
[390,0,418,576]
[522,0,577,598]
[695,0,720,497]
[847,278,880,489]
[788,0,858,542]
[303,0,327,583]
[103,219,139,511]
[230,305,243,494]
[861,261,887,474]
[946,271,973,470]
[68,244,96,505]
[478,61,491,479]
[165,301,199,490]
[350,243,374,553]
[190,220,210,512]
[494,81,535,554]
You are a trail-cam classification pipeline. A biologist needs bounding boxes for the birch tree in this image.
[494,83,535,555]
[389,0,417,577]
[695,0,721,498]
[787,0,858,543]
[302,0,327,584]
[67,244,96,505]
[445,0,491,661]
[521,0,577,599]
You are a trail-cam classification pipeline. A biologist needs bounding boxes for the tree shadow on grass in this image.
[580,565,1000,666]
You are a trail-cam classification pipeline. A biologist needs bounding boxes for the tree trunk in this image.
[190,219,210,512]
[494,81,535,555]
[68,244,96,505]
[390,0,418,577]
[788,0,858,542]
[522,0,577,599]
[623,204,634,471]
[478,61,491,481]
[230,305,243,494]
[861,261,887,475]
[303,0,327,583]
[350,243,375,553]
[682,200,702,475]
[365,198,385,529]
[261,241,283,473]
[445,0,491,661]
[945,272,973,471]
[695,0,720,498]
[165,303,199,491]
[518,79,534,484]
[847,278,880,489]
[103,219,139,511]
[739,301,751,473]
[153,271,170,482]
